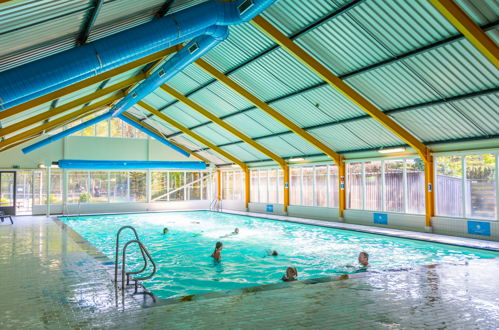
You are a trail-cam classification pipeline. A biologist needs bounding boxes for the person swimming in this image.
[211,241,223,261]
[266,249,278,256]
[162,227,169,234]
[220,228,239,238]
[358,251,369,267]
[282,267,298,282]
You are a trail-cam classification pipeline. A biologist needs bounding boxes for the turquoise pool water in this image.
[60,211,499,299]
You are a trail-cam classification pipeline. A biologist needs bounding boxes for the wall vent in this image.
[238,0,254,15]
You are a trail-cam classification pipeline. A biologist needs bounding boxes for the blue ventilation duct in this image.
[58,159,207,170]
[118,115,190,157]
[0,0,275,111]
[20,0,275,154]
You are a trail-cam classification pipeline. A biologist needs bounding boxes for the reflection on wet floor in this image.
[1,216,498,329]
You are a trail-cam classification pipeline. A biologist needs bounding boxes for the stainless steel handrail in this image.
[114,226,147,284]
[121,239,157,293]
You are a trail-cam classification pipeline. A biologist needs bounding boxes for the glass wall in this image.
[347,158,425,214]
[151,171,211,202]
[249,168,284,204]
[69,111,147,139]
[221,170,244,200]
[436,153,497,220]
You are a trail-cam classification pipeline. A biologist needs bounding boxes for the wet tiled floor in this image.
[1,216,499,329]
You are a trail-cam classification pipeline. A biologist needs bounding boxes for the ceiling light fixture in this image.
[378,147,406,154]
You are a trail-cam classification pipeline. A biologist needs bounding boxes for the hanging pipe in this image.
[0,0,276,111]
[58,159,206,170]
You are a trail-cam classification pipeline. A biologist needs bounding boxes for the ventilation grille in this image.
[238,0,254,15]
[158,69,165,77]
[188,43,199,54]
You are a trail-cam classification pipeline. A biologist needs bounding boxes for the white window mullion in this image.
[403,160,408,214]
[462,156,466,218]
[300,167,303,205]
[312,166,317,206]
[361,162,366,210]
[381,161,385,212]
[327,165,331,208]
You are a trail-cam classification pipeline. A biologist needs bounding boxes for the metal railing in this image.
[114,226,156,297]
[210,199,222,212]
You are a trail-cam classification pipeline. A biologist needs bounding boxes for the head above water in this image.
[271,250,278,256]
[358,251,369,266]
[215,241,223,250]
[163,227,169,234]
[234,228,239,234]
[286,267,298,278]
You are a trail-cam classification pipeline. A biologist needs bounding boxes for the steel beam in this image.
[430,0,499,68]
[0,96,117,150]
[76,0,104,46]
[161,83,290,211]
[137,100,251,208]
[122,112,210,163]
[0,76,142,137]
[0,46,179,121]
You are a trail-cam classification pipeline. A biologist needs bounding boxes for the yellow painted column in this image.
[424,156,435,230]
[338,159,346,219]
[217,170,222,201]
[282,165,290,213]
[244,167,250,210]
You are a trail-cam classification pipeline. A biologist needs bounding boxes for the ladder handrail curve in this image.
[121,239,157,289]
[114,225,147,283]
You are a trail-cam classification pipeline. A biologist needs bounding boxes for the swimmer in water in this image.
[220,228,239,238]
[162,227,169,234]
[282,267,298,282]
[211,241,223,261]
[358,251,369,267]
[266,249,278,256]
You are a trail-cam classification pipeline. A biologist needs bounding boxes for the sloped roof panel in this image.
[456,0,499,25]
[220,144,263,162]
[309,125,372,152]
[234,109,289,136]
[223,111,276,138]
[341,118,404,148]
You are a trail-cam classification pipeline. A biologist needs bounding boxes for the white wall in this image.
[0,135,195,169]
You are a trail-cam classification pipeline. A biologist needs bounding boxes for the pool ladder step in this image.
[114,226,157,301]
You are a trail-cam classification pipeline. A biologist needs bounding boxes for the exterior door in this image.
[0,171,16,215]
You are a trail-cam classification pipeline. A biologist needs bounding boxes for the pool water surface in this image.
[59,211,499,299]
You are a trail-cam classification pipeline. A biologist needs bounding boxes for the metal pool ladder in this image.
[210,199,222,212]
[114,226,157,297]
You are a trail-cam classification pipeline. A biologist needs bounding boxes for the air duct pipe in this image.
[21,0,275,154]
[0,0,275,111]
[58,159,207,170]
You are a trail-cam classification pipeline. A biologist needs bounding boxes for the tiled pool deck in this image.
[1,215,499,329]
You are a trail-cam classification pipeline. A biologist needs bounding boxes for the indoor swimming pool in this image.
[59,211,499,300]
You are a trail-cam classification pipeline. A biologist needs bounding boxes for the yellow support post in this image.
[251,15,435,227]
[338,159,346,218]
[430,0,499,68]
[0,77,142,138]
[0,45,180,121]
[217,170,222,201]
[122,113,210,163]
[0,95,118,150]
[160,84,289,212]
[424,155,435,230]
[137,100,250,209]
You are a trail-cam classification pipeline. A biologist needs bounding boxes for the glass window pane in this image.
[347,163,362,209]
[234,171,242,200]
[222,171,229,200]
[365,161,382,211]
[123,122,135,138]
[136,130,147,139]
[268,169,277,204]
[89,172,108,202]
[187,172,201,200]
[290,167,301,205]
[277,169,284,204]
[151,172,168,202]
[302,167,314,206]
[110,172,128,202]
[82,115,96,136]
[110,118,122,137]
[96,120,108,137]
[50,170,63,204]
[436,156,463,217]
[315,166,327,207]
[259,170,268,203]
[169,172,185,201]
[33,171,44,205]
[385,160,404,212]
[329,165,339,208]
[250,170,258,202]
[68,171,89,203]
[130,172,146,202]
[407,159,425,214]
[465,154,496,220]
